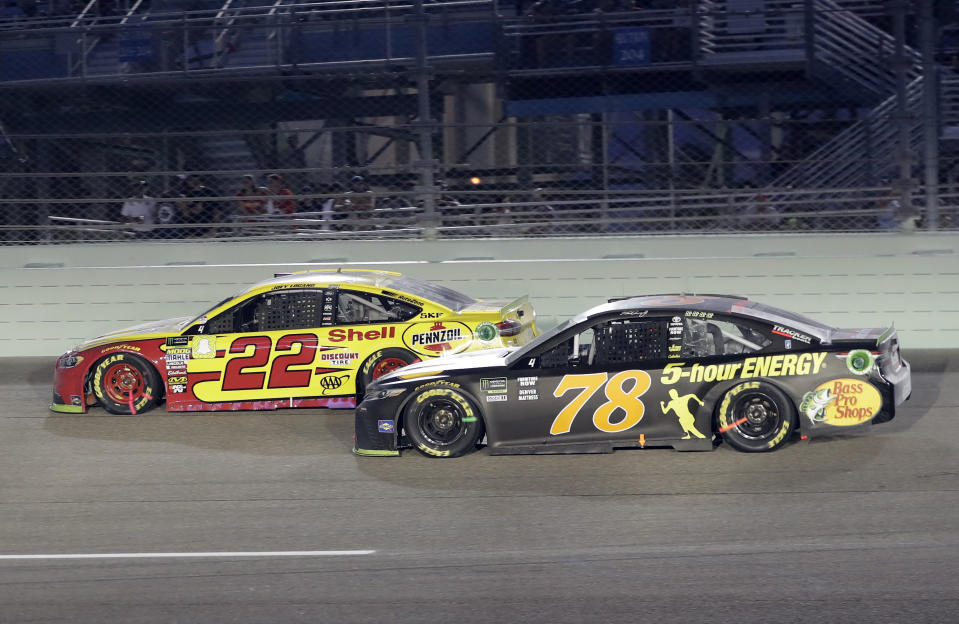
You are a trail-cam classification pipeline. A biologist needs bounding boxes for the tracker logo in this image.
[772,325,812,344]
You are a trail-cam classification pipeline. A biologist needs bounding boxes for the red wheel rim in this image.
[371,357,412,380]
[102,363,146,404]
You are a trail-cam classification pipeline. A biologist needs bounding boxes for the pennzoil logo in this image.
[403,321,472,355]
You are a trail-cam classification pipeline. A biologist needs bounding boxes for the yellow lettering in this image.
[768,421,790,448]
[661,363,684,385]
[741,357,756,378]
[768,355,784,376]
[811,351,827,374]
[689,364,705,383]
[754,357,771,377]
[781,353,797,377]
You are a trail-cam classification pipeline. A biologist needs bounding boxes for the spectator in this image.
[322,182,346,231]
[297,184,320,214]
[375,183,413,212]
[518,188,556,235]
[375,182,416,229]
[739,185,780,231]
[121,180,157,238]
[267,173,295,215]
[875,182,918,232]
[176,174,220,237]
[343,175,375,229]
[237,175,267,215]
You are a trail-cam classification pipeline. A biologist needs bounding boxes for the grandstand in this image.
[0,0,956,241]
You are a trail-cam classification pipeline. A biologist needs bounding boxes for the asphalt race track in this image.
[1,352,957,624]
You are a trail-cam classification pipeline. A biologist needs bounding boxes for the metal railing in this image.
[3,186,955,245]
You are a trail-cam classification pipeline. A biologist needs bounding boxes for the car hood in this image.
[74,316,193,352]
[384,346,517,381]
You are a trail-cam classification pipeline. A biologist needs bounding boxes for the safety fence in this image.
[1,0,957,243]
[1,185,952,244]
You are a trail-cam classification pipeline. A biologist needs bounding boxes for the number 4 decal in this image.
[550,370,652,435]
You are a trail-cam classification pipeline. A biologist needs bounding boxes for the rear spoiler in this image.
[826,325,897,349]
[501,295,533,320]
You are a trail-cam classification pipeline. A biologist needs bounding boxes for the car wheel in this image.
[92,353,162,415]
[717,381,795,452]
[404,382,484,457]
[358,348,419,395]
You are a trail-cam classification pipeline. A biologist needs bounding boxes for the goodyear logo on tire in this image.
[402,321,472,356]
[803,378,882,427]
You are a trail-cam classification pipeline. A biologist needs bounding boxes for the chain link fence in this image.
[1,0,958,243]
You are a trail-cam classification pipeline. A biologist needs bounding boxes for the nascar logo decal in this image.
[402,321,472,355]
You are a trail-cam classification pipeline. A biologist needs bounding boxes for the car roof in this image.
[247,268,403,292]
[577,294,833,337]
[507,293,835,366]
[236,268,479,312]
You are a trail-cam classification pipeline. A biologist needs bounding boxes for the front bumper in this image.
[51,361,89,414]
[352,394,407,457]
[50,391,85,413]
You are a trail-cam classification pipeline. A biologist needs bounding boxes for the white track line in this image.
[0,550,375,560]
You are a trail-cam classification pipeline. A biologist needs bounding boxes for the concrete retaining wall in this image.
[1,233,956,356]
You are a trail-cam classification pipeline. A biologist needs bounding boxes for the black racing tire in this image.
[404,382,485,458]
[716,381,796,452]
[92,352,162,415]
[358,348,419,397]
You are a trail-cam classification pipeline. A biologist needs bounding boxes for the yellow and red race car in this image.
[51,269,537,415]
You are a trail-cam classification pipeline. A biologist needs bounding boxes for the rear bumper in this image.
[872,357,911,424]
[886,357,912,406]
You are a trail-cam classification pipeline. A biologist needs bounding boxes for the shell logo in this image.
[806,378,883,427]
[402,321,472,356]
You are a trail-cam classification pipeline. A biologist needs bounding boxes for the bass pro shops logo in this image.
[403,321,472,355]
[801,378,882,427]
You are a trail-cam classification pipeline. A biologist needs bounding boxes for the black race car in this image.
[354,295,911,457]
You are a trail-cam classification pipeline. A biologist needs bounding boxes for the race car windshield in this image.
[183,295,239,328]
[506,317,577,365]
[389,276,476,311]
